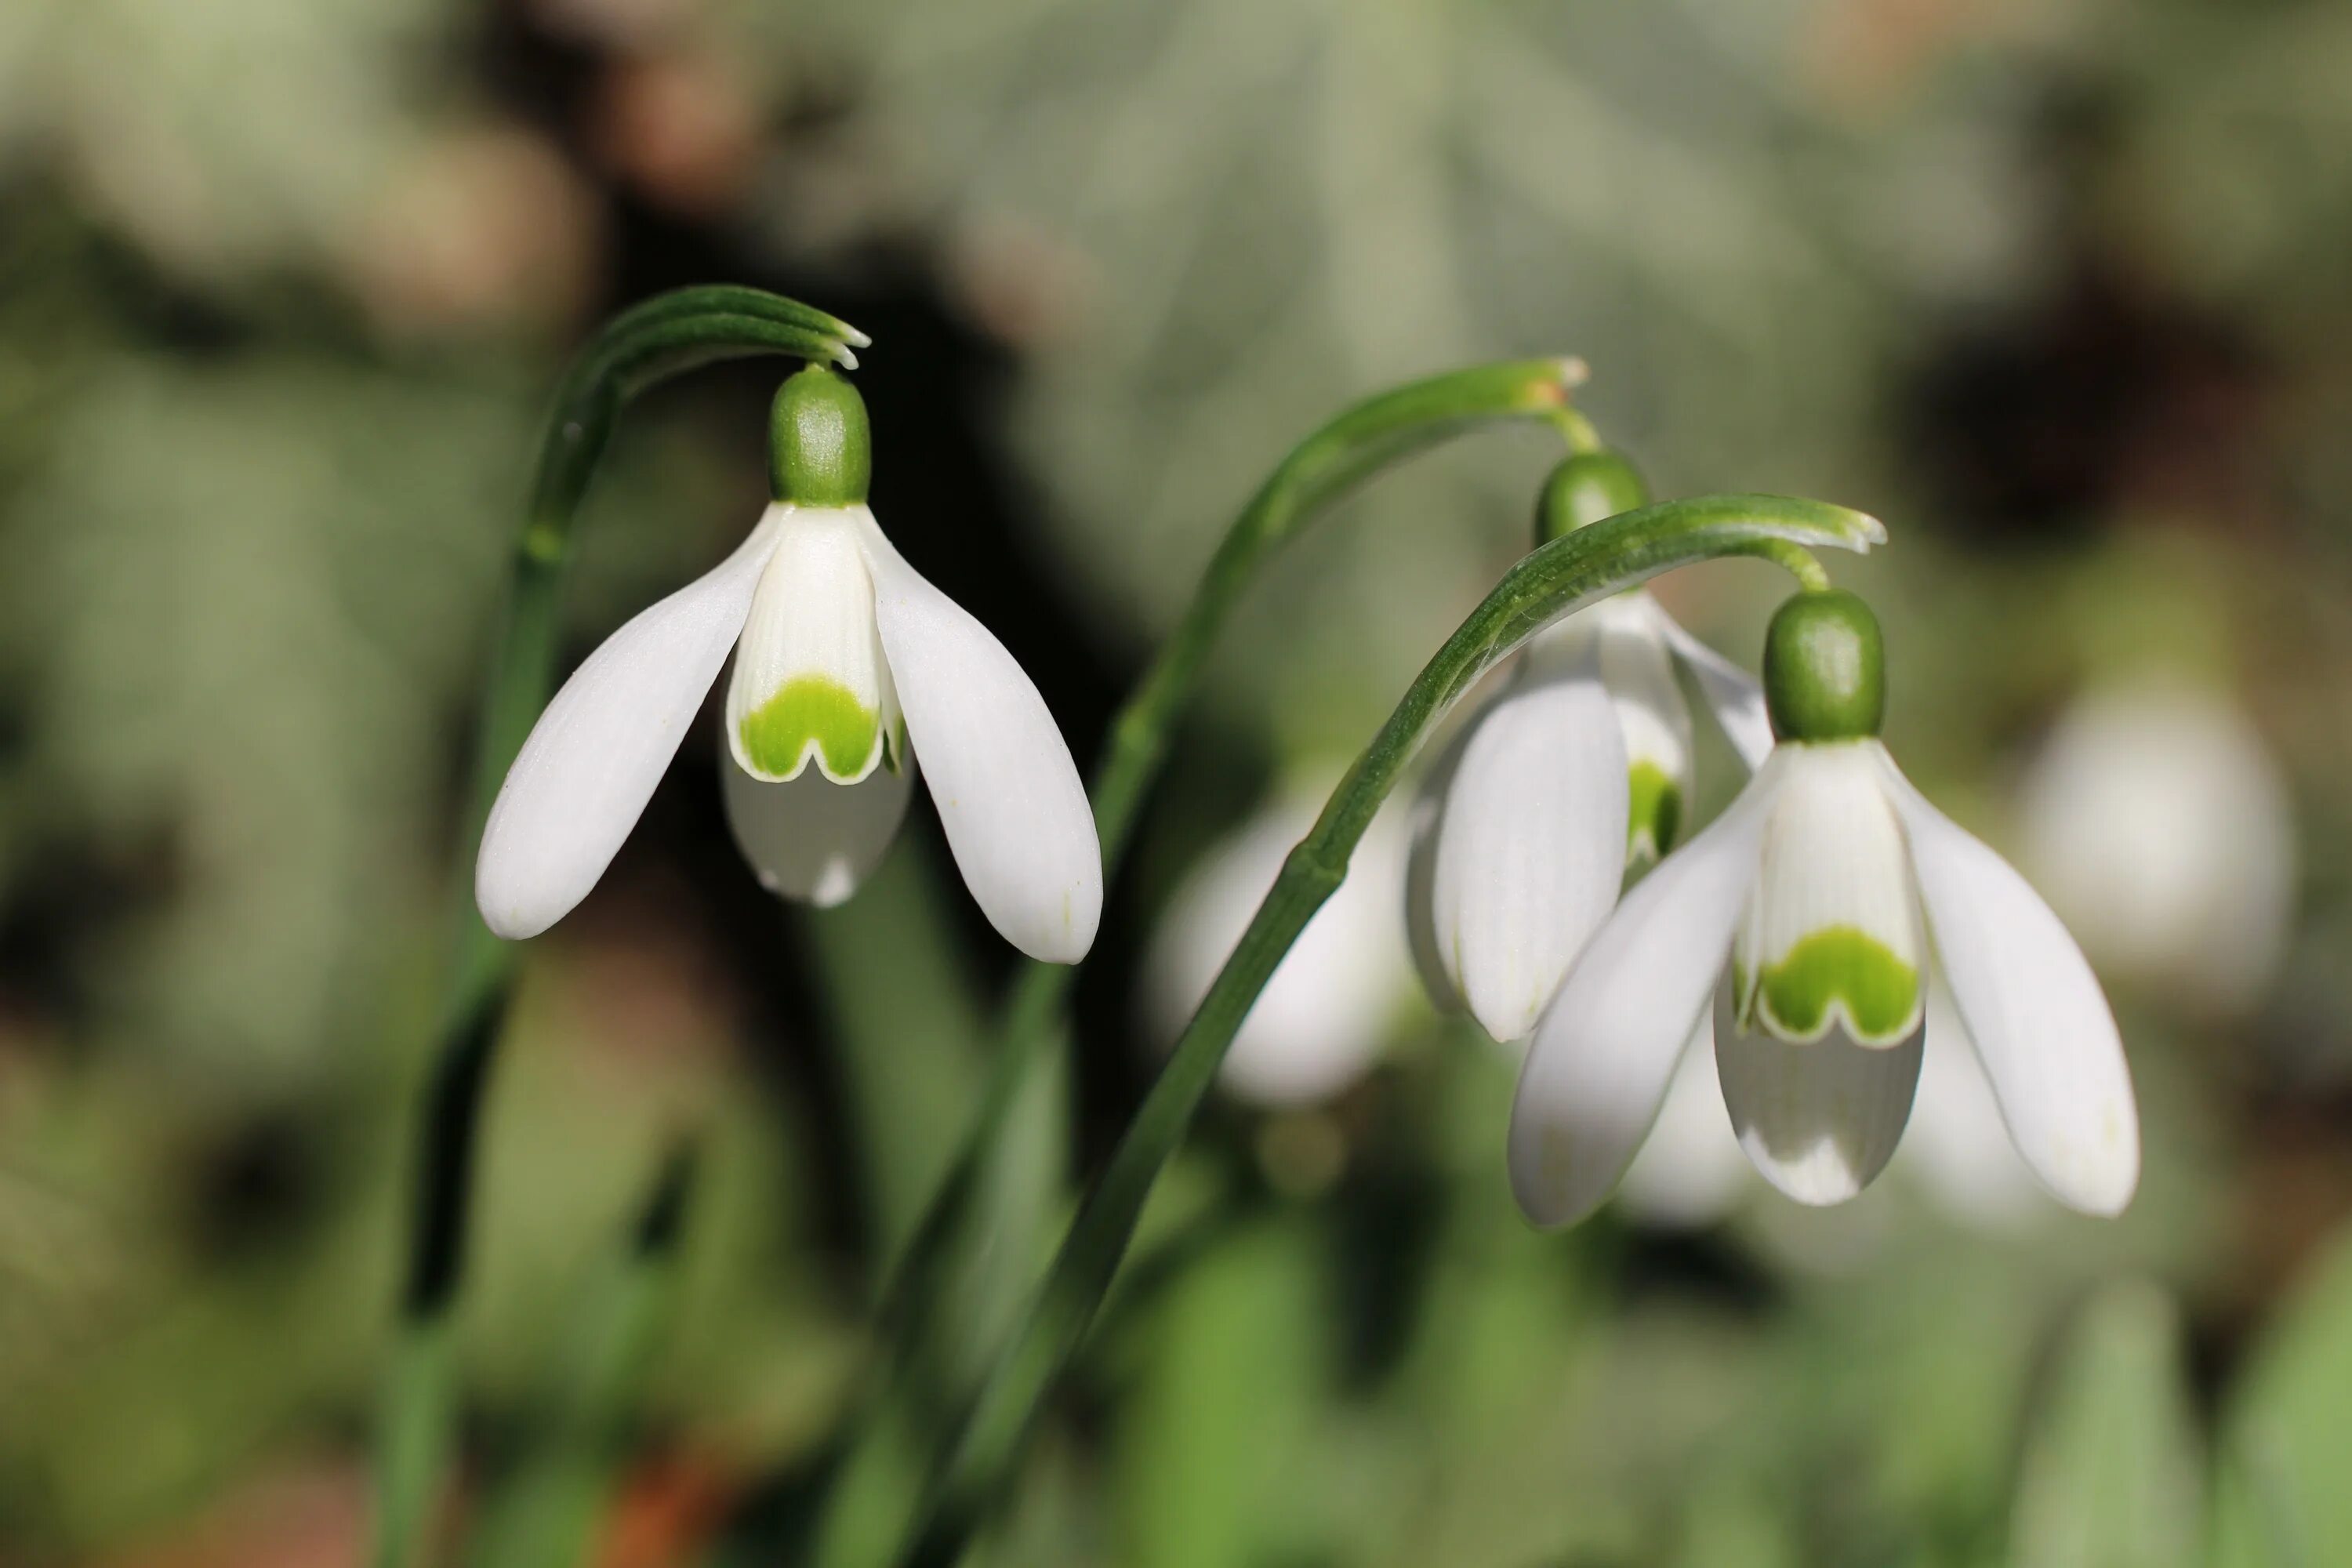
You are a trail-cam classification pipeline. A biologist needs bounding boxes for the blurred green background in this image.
[2,0,2350,1563]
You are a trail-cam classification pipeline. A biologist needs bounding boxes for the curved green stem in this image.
[808,358,1592,1567]
[878,357,1588,1333]
[895,492,1884,1567]
[371,287,866,1568]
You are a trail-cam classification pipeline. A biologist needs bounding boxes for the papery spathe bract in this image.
[475,366,1102,963]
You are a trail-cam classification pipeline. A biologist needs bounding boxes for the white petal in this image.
[1651,603,1775,770]
[1403,718,1472,1016]
[1899,985,2047,1229]
[1421,644,1628,1044]
[720,735,915,908]
[1508,759,1780,1229]
[1878,753,2140,1216]
[724,508,898,784]
[1617,1025,1750,1228]
[476,506,786,939]
[854,509,1102,963]
[1715,976,1922,1206]
[1145,788,1411,1107]
[1733,741,1926,1047]
[1591,597,1695,866]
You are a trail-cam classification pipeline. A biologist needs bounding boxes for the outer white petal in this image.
[1650,602,1775,770]
[1899,985,2046,1229]
[476,506,786,939]
[1508,758,1780,1229]
[1421,642,1628,1044]
[1714,978,1922,1206]
[1144,789,1410,1107]
[1878,753,2140,1216]
[854,509,1102,963]
[1617,1023,1750,1228]
[1403,717,1473,1015]
[720,737,915,908]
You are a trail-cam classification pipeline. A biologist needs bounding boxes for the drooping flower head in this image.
[1410,451,1777,1043]
[477,365,1102,962]
[1511,590,2139,1227]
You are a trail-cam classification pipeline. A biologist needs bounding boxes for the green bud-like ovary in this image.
[1762,588,1885,742]
[769,364,873,506]
[1535,450,1649,546]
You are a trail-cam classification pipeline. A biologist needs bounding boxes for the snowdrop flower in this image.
[477,365,1102,962]
[2017,682,2294,1015]
[1512,590,2138,1227]
[1142,781,1414,1107]
[1412,452,1777,1044]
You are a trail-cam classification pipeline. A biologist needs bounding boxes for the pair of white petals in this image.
[477,503,1102,964]
[1411,591,1772,1046]
[1510,739,2140,1229]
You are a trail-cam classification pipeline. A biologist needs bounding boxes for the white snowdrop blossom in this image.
[1511,591,2138,1228]
[1143,783,1414,1107]
[2018,682,2294,1015]
[1411,452,1775,1044]
[475,366,1102,963]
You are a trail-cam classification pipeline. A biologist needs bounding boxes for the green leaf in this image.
[2009,1280,2201,1568]
[2211,1221,2352,1568]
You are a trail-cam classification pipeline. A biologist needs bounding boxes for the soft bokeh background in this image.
[2,0,2350,1563]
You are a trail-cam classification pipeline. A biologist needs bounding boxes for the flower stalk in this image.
[894,492,1885,1567]
[372,286,866,1568]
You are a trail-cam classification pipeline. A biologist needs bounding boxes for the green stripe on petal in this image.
[739,674,880,781]
[1626,760,1683,866]
[1755,924,1921,1045]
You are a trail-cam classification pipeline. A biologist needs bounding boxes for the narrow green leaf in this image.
[2211,1221,2352,1568]
[2010,1280,2201,1568]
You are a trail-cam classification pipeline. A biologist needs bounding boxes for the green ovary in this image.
[1755,926,1920,1044]
[1626,761,1683,862]
[739,675,880,780]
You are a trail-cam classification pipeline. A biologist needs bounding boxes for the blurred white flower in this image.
[1142,784,1414,1108]
[2017,683,2295,1015]
[1409,590,1773,1044]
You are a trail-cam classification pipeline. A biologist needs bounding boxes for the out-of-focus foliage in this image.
[1,0,2350,1563]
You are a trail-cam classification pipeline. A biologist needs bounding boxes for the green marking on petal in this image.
[739,674,880,781]
[1625,761,1683,865]
[1755,925,1920,1045]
